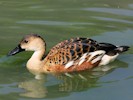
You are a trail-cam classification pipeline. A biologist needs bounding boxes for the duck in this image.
[8,34,129,79]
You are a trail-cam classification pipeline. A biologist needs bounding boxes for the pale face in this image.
[8,34,46,56]
[20,36,44,51]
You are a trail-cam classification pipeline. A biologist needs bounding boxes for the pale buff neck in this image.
[29,39,46,62]
[30,48,45,61]
[26,48,46,77]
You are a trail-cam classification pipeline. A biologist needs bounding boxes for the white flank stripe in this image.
[78,58,85,66]
[87,50,105,62]
[65,61,74,69]
[80,53,87,60]
[91,55,103,64]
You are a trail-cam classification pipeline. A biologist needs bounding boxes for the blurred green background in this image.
[0,0,133,100]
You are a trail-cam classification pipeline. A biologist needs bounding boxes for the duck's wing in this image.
[47,37,98,57]
[44,38,106,73]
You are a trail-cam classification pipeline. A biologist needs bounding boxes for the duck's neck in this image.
[31,49,45,61]
[27,48,46,77]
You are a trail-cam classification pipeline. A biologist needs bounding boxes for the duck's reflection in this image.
[18,59,128,98]
[18,77,47,98]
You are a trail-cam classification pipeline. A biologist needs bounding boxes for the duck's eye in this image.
[24,40,28,43]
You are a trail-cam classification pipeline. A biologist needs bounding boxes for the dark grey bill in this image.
[7,45,25,56]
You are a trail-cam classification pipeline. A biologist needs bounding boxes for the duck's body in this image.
[8,34,129,79]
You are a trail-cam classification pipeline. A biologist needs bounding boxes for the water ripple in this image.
[17,20,94,26]
[92,16,133,24]
[82,8,133,17]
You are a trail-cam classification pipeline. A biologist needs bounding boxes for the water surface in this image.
[0,0,133,100]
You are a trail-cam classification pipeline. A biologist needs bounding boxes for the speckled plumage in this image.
[43,38,98,72]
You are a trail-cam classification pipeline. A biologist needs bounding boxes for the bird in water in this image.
[8,34,129,79]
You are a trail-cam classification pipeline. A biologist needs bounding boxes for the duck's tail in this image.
[115,46,130,53]
[98,43,129,55]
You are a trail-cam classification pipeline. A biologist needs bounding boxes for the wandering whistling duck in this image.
[8,34,129,79]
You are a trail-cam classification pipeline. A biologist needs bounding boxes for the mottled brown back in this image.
[44,37,99,67]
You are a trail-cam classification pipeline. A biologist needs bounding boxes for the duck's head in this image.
[8,34,46,56]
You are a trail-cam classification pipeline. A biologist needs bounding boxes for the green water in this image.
[0,0,133,100]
